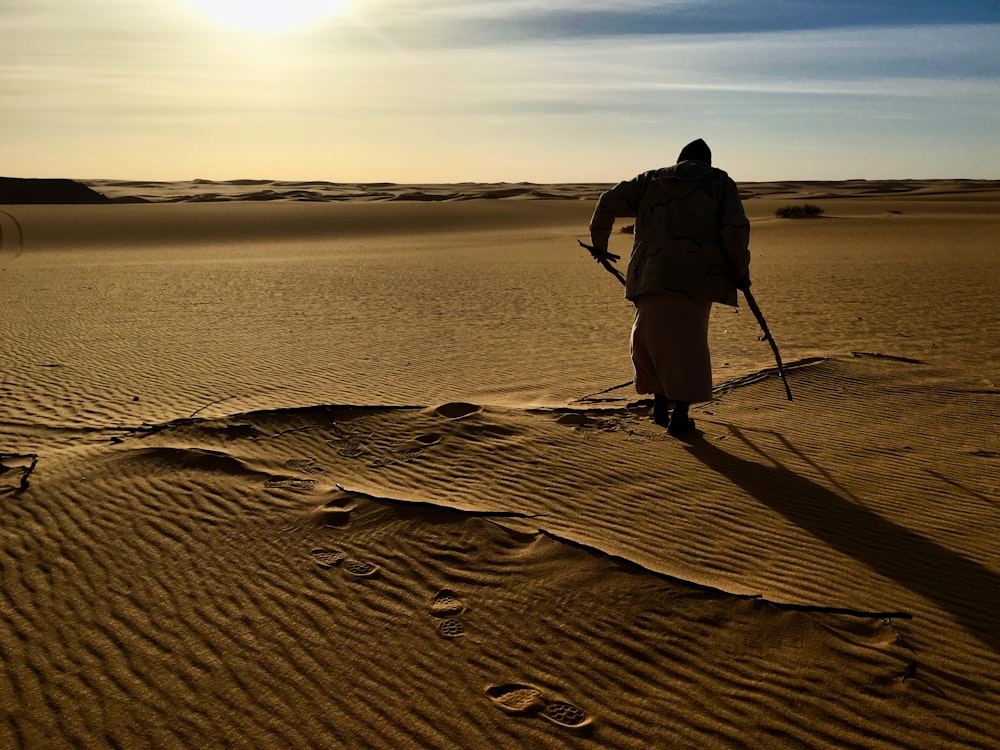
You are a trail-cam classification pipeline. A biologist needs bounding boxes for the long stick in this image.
[578,239,792,401]
[741,287,793,401]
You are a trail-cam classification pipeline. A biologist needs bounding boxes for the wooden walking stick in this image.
[578,239,792,401]
[740,285,793,401]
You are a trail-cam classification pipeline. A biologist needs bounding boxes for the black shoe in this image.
[667,402,694,436]
[652,394,670,426]
[667,416,696,437]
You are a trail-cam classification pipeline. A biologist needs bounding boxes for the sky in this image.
[2,0,999,182]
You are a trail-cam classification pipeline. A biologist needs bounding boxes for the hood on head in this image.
[677,139,712,166]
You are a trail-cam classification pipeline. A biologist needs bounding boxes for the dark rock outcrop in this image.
[0,177,111,204]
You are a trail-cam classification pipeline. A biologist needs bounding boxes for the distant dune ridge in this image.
[1,179,998,748]
[0,177,111,204]
[2,176,999,204]
[90,176,1000,203]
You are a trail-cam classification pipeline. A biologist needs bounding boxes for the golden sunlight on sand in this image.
[1,179,998,748]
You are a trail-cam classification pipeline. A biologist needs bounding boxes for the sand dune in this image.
[77,177,1000,204]
[1,182,998,748]
[84,179,608,204]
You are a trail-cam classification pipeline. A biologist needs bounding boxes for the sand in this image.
[1,180,998,748]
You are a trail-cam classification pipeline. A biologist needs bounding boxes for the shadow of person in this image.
[684,426,1000,655]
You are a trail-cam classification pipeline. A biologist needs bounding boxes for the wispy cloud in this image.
[356,0,1000,44]
[326,24,1000,109]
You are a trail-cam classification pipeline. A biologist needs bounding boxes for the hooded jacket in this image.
[590,160,750,305]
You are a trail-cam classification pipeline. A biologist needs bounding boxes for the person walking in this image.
[588,138,751,436]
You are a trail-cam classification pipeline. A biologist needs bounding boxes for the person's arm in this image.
[589,173,648,252]
[720,177,751,288]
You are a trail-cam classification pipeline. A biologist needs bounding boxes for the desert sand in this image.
[1,179,998,748]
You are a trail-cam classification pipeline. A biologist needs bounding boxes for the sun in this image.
[188,0,349,32]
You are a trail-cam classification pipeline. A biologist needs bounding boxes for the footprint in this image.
[435,402,480,420]
[325,427,371,459]
[486,684,546,715]
[486,683,592,730]
[286,457,325,474]
[309,548,380,578]
[438,618,465,639]
[309,494,357,529]
[343,560,380,578]
[332,444,366,459]
[430,589,466,638]
[430,589,465,617]
[310,548,347,568]
[372,433,443,465]
[541,701,592,729]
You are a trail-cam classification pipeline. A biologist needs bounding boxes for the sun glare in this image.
[189,0,348,32]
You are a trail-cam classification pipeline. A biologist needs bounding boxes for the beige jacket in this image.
[590,161,750,305]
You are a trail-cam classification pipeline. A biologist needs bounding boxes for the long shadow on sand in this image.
[685,427,999,655]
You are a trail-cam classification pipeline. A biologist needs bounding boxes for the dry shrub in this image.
[775,204,824,219]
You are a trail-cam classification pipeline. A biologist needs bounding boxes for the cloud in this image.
[374,23,1000,104]
[356,0,1000,44]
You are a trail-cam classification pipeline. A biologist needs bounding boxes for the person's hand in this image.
[735,271,751,291]
[591,245,620,264]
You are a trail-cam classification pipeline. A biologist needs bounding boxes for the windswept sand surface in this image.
[1,181,998,748]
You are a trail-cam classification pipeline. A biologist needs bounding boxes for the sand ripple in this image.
[2,354,998,748]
